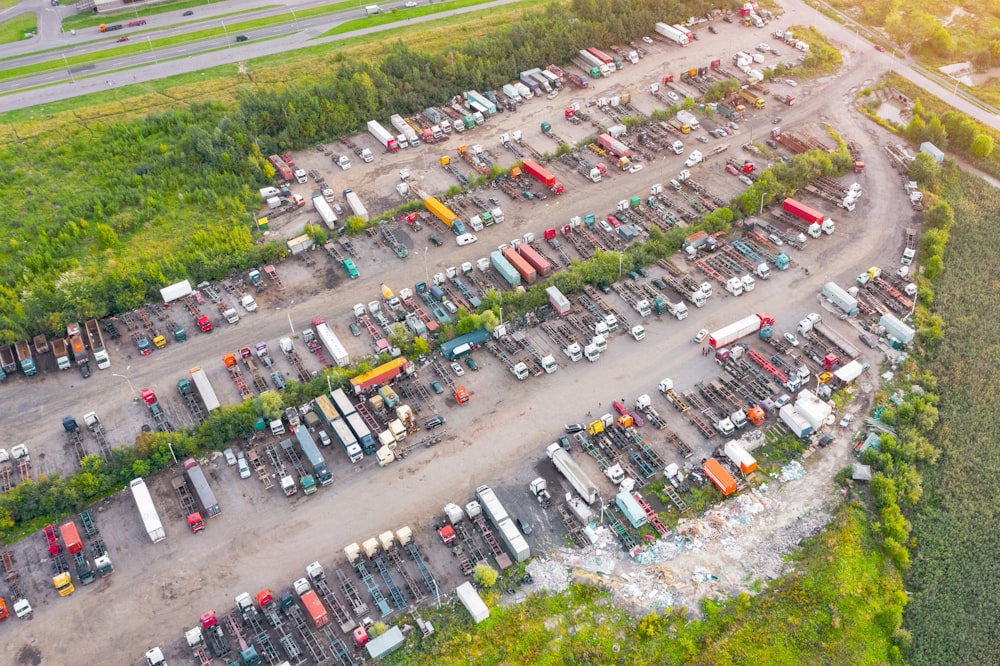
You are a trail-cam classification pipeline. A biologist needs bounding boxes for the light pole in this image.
[167,442,178,465]
[287,300,295,336]
[221,19,229,47]
[618,251,623,278]
[63,54,74,83]
[424,247,429,283]
[147,35,158,64]
[113,370,138,401]
[759,192,765,215]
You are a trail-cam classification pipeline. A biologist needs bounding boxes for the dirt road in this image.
[0,6,915,663]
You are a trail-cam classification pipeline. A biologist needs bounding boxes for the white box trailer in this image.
[160,280,193,304]
[312,194,338,230]
[190,367,221,412]
[474,484,510,525]
[130,477,166,543]
[314,321,350,367]
[456,581,490,623]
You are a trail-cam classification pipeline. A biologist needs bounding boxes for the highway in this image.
[1,0,999,134]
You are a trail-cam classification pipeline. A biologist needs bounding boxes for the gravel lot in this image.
[0,5,920,663]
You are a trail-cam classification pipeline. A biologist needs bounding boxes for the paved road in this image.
[0,0,516,111]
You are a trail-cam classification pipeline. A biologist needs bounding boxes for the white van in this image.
[456,233,478,246]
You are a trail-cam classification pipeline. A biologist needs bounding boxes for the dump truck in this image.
[546,442,600,504]
[14,340,36,376]
[184,459,221,518]
[130,477,166,543]
[51,338,71,370]
[85,319,111,369]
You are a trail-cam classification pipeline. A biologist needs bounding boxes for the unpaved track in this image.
[0,5,915,662]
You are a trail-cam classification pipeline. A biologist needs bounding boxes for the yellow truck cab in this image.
[53,572,74,596]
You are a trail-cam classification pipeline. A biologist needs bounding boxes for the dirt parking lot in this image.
[0,3,922,662]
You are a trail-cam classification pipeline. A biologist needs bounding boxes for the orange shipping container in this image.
[59,521,83,555]
[703,458,737,496]
[301,590,329,628]
[502,248,537,284]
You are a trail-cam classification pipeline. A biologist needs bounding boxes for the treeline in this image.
[0,1,734,342]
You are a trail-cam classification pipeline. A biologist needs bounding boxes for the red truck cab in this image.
[188,512,205,533]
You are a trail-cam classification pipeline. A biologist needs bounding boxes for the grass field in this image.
[902,167,1000,665]
[0,13,36,44]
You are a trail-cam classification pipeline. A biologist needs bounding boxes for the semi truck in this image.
[390,114,419,146]
[190,367,222,412]
[546,442,600,504]
[184,459,221,518]
[85,319,110,369]
[130,477,166,543]
[496,517,531,562]
[330,413,363,463]
[520,159,564,193]
[708,313,775,349]
[59,520,95,585]
[346,412,377,455]
[295,426,333,486]
[312,195,338,230]
[502,247,537,284]
[423,196,467,235]
[783,197,824,224]
[342,189,369,222]
[474,484,511,524]
[655,22,689,46]
[490,251,522,287]
[312,317,350,367]
[367,120,400,152]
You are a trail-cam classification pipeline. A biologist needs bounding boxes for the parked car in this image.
[727,121,740,131]
[738,174,754,185]
[785,79,798,87]
[708,25,717,34]
[237,453,250,479]
[839,414,855,428]
[726,164,739,175]
[694,328,709,343]
[430,380,443,394]
[223,448,237,466]
[349,323,361,336]
[517,517,533,535]
[783,332,800,347]
[697,135,709,143]
[429,234,443,246]
[424,415,446,430]
[464,357,478,371]
[629,164,644,174]
[667,91,679,102]
[405,1,418,6]
[565,423,585,433]
[182,10,193,15]
[859,333,879,349]
[318,430,331,446]
[642,36,654,44]
[775,394,792,408]
[818,434,835,447]
[451,362,465,377]
[874,44,885,52]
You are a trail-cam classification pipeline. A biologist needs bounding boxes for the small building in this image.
[456,581,490,624]
[919,142,944,163]
[365,625,405,659]
[615,491,648,529]
[879,314,915,345]
[287,234,315,255]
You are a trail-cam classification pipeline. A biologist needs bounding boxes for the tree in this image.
[368,621,388,638]
[924,200,954,231]
[473,563,498,588]
[412,336,429,355]
[257,391,284,421]
[970,132,994,158]
[908,153,939,189]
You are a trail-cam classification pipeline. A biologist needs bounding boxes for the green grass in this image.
[0,13,37,44]
[382,504,904,665]
[0,0,21,9]
[902,167,1000,665]
[320,0,498,37]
